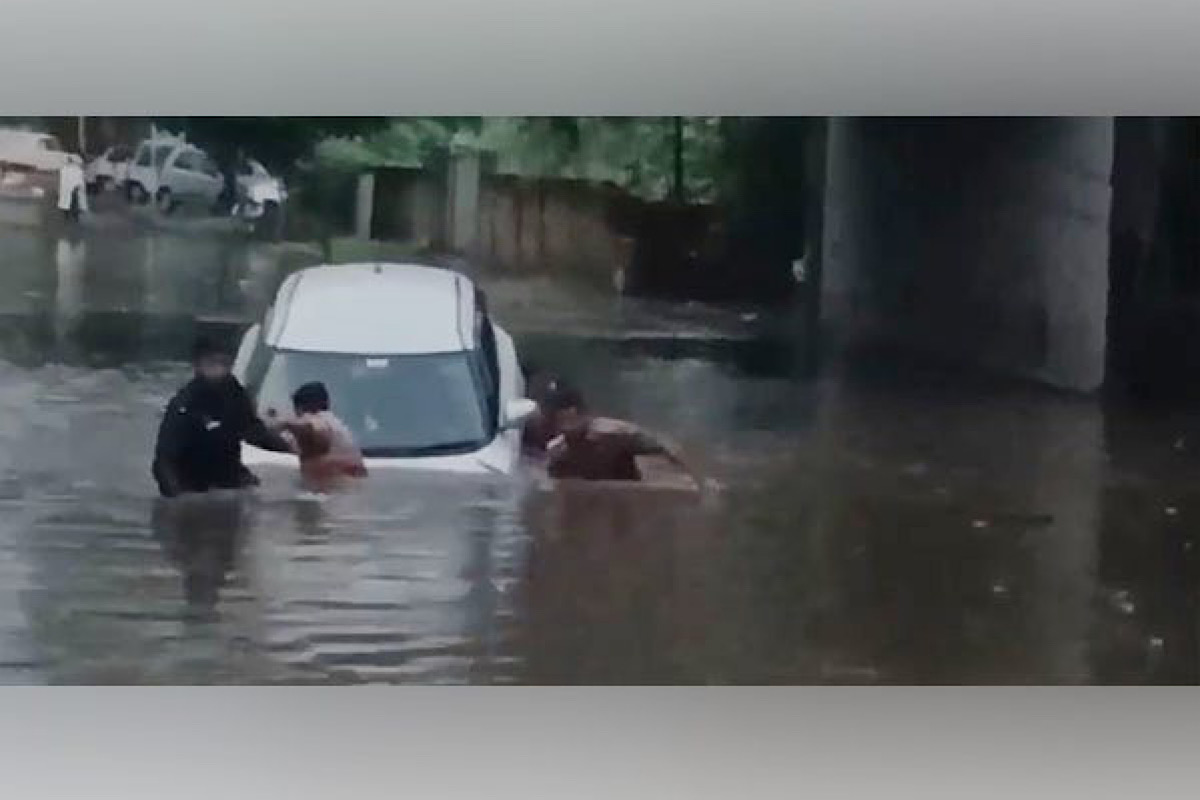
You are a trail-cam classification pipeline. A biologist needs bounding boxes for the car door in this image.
[130,143,151,186]
[153,144,178,193]
[159,148,190,197]
[196,153,224,205]
[167,148,210,201]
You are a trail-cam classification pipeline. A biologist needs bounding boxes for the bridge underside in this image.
[820,118,1117,392]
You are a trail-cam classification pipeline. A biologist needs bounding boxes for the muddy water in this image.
[0,227,1196,684]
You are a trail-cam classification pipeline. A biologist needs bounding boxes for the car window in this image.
[172,150,197,172]
[153,145,175,168]
[134,146,152,167]
[110,146,131,162]
[200,156,221,177]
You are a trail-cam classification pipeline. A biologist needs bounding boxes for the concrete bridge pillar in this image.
[821,118,1115,392]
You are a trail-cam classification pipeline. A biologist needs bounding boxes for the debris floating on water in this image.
[1165,506,1179,517]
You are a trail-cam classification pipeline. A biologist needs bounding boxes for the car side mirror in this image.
[502,398,537,430]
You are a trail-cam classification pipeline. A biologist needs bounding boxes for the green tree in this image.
[154,117,394,175]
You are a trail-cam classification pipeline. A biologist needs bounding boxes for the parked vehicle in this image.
[0,129,74,174]
[234,158,287,222]
[84,146,132,192]
[151,144,225,213]
[126,135,184,204]
[234,263,534,476]
[128,135,288,223]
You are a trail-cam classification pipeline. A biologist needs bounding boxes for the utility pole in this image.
[672,116,685,202]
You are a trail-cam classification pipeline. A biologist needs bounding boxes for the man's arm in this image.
[152,399,188,498]
[617,422,708,491]
[231,383,294,454]
[245,416,295,454]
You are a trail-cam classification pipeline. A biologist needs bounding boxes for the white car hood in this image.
[242,431,517,476]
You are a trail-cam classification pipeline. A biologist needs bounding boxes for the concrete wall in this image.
[370,167,446,247]
[477,175,633,286]
[822,118,1115,392]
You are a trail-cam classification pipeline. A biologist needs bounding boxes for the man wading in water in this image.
[274,381,367,493]
[152,337,294,498]
[539,383,709,491]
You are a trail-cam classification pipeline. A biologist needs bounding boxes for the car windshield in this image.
[251,349,492,457]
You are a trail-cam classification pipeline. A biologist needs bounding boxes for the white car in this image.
[234,263,535,475]
[126,134,185,203]
[84,145,132,192]
[129,138,285,220]
[152,144,224,213]
[0,129,74,174]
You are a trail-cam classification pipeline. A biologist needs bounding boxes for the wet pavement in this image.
[0,225,1198,684]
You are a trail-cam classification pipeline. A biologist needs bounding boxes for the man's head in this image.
[292,382,330,416]
[192,336,232,383]
[542,382,589,441]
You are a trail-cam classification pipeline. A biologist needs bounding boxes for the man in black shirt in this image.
[152,336,293,498]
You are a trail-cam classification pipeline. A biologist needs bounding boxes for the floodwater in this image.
[0,225,1198,684]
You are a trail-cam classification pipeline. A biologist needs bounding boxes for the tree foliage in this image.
[148,116,807,225]
[152,117,392,173]
[313,118,480,171]
[469,117,724,201]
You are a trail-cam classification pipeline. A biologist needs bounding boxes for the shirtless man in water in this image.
[539,383,708,491]
[275,382,367,491]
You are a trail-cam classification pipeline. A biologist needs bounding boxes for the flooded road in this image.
[0,226,1198,684]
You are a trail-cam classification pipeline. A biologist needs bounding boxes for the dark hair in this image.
[292,382,330,413]
[192,335,230,362]
[542,381,584,413]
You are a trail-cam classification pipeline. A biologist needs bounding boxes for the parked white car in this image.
[152,144,225,213]
[234,263,535,475]
[84,145,132,192]
[0,129,74,173]
[126,134,184,203]
[128,136,286,221]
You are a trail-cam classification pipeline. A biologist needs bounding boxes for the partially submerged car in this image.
[234,263,535,476]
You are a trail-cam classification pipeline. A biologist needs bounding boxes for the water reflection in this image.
[152,495,245,620]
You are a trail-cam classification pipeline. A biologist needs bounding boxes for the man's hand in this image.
[284,419,333,459]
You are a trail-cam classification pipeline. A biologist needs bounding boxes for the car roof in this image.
[264,263,477,355]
